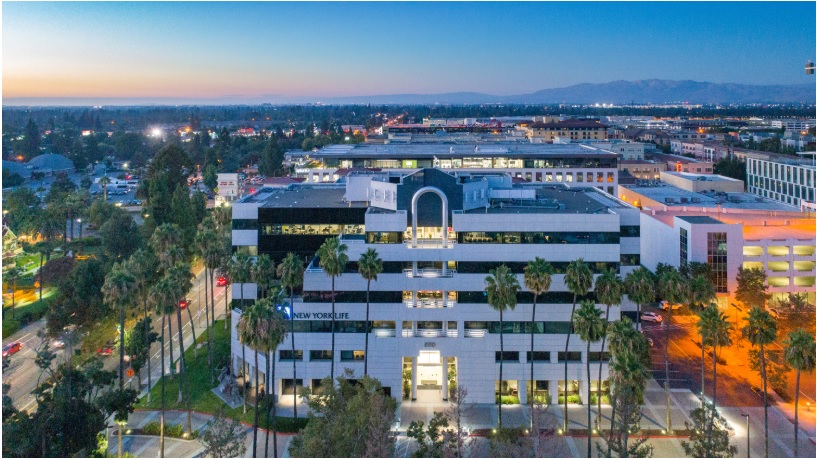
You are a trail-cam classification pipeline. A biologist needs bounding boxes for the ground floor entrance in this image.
[403,352,457,403]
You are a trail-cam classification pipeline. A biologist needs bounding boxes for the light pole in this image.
[730,303,742,348]
[741,413,750,458]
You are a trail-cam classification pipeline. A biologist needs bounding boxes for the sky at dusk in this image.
[3,1,815,104]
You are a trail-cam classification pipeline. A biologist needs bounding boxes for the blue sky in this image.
[3,1,815,101]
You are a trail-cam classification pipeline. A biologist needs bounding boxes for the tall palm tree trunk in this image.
[586,341,592,458]
[597,304,611,427]
[760,342,768,458]
[145,297,152,402]
[701,334,706,408]
[498,307,504,429]
[176,308,192,434]
[203,272,213,383]
[290,288,297,419]
[160,314,166,458]
[364,280,371,376]
[168,313,175,378]
[252,349,260,458]
[794,367,801,458]
[530,295,537,430]
[330,276,336,380]
[242,343,247,413]
[185,306,197,359]
[176,310,184,403]
[224,282,229,330]
[11,281,15,319]
[119,303,126,390]
[712,339,718,406]
[563,295,578,432]
[38,253,43,301]
[264,351,272,457]
[664,310,672,433]
[272,353,279,458]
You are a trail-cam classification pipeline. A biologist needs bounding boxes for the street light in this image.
[741,413,750,458]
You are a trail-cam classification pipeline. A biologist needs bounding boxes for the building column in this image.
[441,356,448,401]
[411,357,418,401]
[550,380,559,405]
[520,378,528,405]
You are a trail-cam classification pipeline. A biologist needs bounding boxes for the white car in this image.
[660,301,681,311]
[641,312,663,323]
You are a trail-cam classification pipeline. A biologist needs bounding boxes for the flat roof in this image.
[677,216,724,224]
[239,185,368,209]
[622,183,797,211]
[662,171,740,182]
[464,186,628,215]
[308,143,618,159]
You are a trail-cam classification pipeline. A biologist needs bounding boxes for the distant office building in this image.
[526,119,608,143]
[216,173,241,205]
[745,153,816,210]
[771,119,815,132]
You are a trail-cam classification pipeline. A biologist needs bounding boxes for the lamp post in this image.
[730,303,742,348]
[741,413,750,458]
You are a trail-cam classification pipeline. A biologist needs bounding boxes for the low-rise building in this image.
[526,119,608,143]
[744,153,816,210]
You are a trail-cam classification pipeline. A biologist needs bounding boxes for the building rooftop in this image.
[463,185,630,215]
[662,171,740,182]
[676,216,724,225]
[622,182,797,211]
[238,185,368,208]
[309,143,617,159]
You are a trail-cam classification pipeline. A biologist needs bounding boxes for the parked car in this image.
[97,343,114,356]
[660,300,681,311]
[2,342,22,358]
[51,339,65,349]
[216,276,228,287]
[641,312,663,323]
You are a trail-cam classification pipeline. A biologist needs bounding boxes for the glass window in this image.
[545,173,553,182]
[309,350,333,361]
[526,351,550,362]
[558,352,582,362]
[340,350,365,361]
[280,350,303,361]
[607,172,614,183]
[495,351,520,362]
[596,173,604,183]
[576,172,583,182]
[707,232,728,293]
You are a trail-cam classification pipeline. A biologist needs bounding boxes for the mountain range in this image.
[5,80,815,106]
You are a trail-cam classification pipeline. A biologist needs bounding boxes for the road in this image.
[3,264,231,413]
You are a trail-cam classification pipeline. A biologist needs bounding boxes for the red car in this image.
[179,299,191,309]
[97,346,113,356]
[216,276,228,287]
[2,342,22,358]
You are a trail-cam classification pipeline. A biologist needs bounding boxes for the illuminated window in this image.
[743,261,763,270]
[793,276,815,287]
[767,246,789,256]
[793,261,815,271]
[794,246,815,256]
[768,277,789,287]
[707,232,728,293]
[743,246,763,257]
[767,262,790,272]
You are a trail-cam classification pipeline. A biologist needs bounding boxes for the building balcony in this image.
[464,329,488,338]
[403,268,456,278]
[405,238,456,249]
[401,329,450,338]
[404,299,456,308]
[373,328,396,338]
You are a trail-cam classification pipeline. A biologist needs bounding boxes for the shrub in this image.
[495,395,520,405]
[141,421,199,439]
[3,319,22,338]
[558,395,582,404]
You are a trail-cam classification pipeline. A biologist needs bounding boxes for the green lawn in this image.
[136,318,307,433]
[2,289,58,338]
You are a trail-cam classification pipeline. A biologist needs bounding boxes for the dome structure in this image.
[26,153,74,174]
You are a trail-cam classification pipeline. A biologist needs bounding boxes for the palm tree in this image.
[658,266,685,433]
[277,252,304,418]
[99,175,111,202]
[316,237,348,380]
[563,258,593,431]
[593,267,624,425]
[686,275,716,404]
[124,249,159,399]
[253,254,276,300]
[101,261,136,457]
[150,223,187,270]
[168,263,194,434]
[573,300,604,457]
[194,223,216,375]
[228,248,253,311]
[607,345,651,457]
[260,293,288,458]
[5,267,21,319]
[148,276,177,458]
[102,262,137,391]
[358,248,382,377]
[523,257,552,419]
[624,267,654,332]
[697,304,732,407]
[783,329,816,458]
[742,306,777,458]
[485,264,520,429]
[237,300,267,457]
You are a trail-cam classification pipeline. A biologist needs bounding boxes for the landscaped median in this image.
[135,318,308,434]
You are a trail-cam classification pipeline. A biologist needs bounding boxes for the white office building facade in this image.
[230,168,641,406]
[746,155,816,210]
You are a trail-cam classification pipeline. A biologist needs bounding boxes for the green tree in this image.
[252,254,276,300]
[573,300,604,456]
[316,237,348,380]
[228,248,254,312]
[625,267,655,332]
[562,258,593,431]
[3,187,41,237]
[484,264,520,429]
[681,403,737,458]
[685,274,716,402]
[201,407,247,458]
[168,262,195,435]
[258,297,288,458]
[358,248,383,377]
[22,118,41,160]
[277,252,304,417]
[407,412,452,458]
[149,275,178,457]
[259,136,285,177]
[593,267,624,424]
[99,209,141,261]
[697,305,732,407]
[124,249,160,400]
[140,144,192,228]
[735,267,770,311]
[125,316,158,391]
[523,257,552,417]
[203,164,218,190]
[658,266,685,433]
[783,329,815,458]
[101,262,137,391]
[5,267,22,319]
[195,222,218,377]
[288,372,396,458]
[742,306,777,458]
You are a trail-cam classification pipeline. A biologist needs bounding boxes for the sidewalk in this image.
[109,409,294,458]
